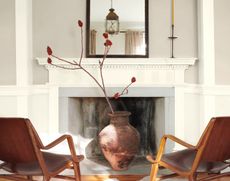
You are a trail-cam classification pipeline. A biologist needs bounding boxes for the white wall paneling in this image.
[0,86,49,133]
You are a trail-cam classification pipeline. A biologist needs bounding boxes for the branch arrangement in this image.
[47,20,136,114]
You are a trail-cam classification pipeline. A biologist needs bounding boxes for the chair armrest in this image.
[147,135,196,165]
[42,134,83,162]
[147,136,168,163]
[42,134,70,149]
[164,135,196,149]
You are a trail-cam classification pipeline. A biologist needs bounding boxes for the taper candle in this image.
[172,0,175,25]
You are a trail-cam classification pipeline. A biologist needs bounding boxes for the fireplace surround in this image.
[38,57,196,154]
[58,86,175,155]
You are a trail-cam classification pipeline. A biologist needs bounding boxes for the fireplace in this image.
[57,86,174,174]
[38,57,196,173]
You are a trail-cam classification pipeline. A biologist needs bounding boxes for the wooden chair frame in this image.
[0,118,84,181]
[147,117,230,181]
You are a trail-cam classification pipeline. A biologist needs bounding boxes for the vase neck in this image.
[110,117,129,126]
[109,112,130,126]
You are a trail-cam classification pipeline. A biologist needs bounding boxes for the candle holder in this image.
[168,24,178,58]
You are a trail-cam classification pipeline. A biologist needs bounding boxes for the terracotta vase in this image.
[99,111,140,170]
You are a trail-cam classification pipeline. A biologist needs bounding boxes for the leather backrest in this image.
[0,118,37,163]
[201,117,230,162]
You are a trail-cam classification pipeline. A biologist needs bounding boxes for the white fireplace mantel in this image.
[37,57,197,85]
[37,57,197,150]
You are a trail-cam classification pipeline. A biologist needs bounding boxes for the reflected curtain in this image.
[125,30,143,55]
[90,29,97,55]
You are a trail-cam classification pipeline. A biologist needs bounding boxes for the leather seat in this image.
[2,152,84,175]
[162,149,229,173]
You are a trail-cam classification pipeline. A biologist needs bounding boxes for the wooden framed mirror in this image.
[86,0,149,58]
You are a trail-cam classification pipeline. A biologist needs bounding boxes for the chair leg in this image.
[149,163,159,181]
[42,176,50,181]
[188,174,197,181]
[27,175,33,180]
[73,162,81,181]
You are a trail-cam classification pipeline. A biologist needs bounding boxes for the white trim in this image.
[197,0,215,85]
[0,86,49,96]
[2,84,230,96]
[15,0,33,86]
[184,84,230,95]
[15,0,33,117]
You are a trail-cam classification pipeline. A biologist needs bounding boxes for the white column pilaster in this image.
[15,0,33,117]
[198,0,215,84]
[197,0,216,131]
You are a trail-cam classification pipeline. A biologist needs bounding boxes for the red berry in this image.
[103,32,108,39]
[131,77,136,83]
[47,57,52,64]
[47,46,52,56]
[113,92,120,99]
[105,39,112,46]
[78,20,83,27]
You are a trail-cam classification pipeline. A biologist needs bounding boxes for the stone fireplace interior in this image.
[62,97,158,157]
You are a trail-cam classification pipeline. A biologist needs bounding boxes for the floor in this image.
[0,175,230,181]
[0,169,229,181]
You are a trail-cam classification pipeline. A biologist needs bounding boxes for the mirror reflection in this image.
[86,0,149,58]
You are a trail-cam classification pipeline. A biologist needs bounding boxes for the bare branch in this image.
[50,63,81,70]
[51,55,78,66]
[46,21,135,114]
[79,27,84,65]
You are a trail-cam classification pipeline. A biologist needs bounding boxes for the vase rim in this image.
[108,111,131,117]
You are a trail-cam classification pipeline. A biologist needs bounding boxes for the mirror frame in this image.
[86,0,149,58]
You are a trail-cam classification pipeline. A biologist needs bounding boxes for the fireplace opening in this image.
[65,97,159,159]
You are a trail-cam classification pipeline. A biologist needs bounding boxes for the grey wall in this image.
[215,0,230,85]
[33,0,86,84]
[0,0,16,85]
[33,0,198,84]
[149,0,198,83]
[5,0,227,85]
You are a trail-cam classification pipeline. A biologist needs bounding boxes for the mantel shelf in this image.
[37,57,197,85]
[37,57,197,66]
